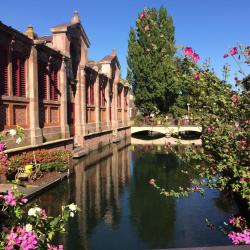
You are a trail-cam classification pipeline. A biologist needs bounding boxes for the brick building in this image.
[0,11,130,155]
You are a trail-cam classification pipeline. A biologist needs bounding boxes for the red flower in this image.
[223,54,229,58]
[230,47,238,56]
[192,52,200,62]
[194,185,199,192]
[184,47,193,56]
[140,11,146,20]
[232,95,239,104]
[149,178,156,185]
[194,73,200,80]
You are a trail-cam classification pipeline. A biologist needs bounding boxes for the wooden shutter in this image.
[0,47,8,95]
[50,68,58,101]
[38,60,47,99]
[12,52,26,97]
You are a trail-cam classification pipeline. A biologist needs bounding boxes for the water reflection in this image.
[34,142,238,250]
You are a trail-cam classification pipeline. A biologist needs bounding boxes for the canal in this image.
[34,141,238,250]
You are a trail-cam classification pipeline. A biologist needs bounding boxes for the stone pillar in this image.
[106,80,111,130]
[28,46,43,145]
[121,86,125,127]
[80,68,87,137]
[112,82,118,135]
[74,67,84,146]
[95,74,100,132]
[60,57,70,138]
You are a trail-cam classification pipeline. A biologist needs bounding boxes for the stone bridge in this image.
[131,125,202,136]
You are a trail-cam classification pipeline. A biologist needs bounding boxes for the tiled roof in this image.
[37,35,52,42]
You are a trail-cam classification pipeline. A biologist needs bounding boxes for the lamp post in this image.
[187,103,190,118]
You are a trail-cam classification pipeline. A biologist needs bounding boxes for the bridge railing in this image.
[131,118,199,127]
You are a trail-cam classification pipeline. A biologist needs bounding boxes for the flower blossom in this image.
[0,143,5,152]
[230,47,238,56]
[194,73,200,80]
[48,244,64,250]
[232,95,239,104]
[16,137,22,144]
[184,47,193,56]
[9,129,17,137]
[5,226,38,250]
[149,179,156,185]
[69,204,77,212]
[192,52,200,62]
[140,11,146,20]
[28,207,41,217]
[207,127,214,133]
[228,229,250,245]
[223,54,229,58]
[4,192,17,206]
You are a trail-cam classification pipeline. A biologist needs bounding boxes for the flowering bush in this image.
[7,149,72,175]
[0,188,79,249]
[150,44,249,245]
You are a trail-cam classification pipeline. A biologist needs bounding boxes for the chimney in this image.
[71,10,81,24]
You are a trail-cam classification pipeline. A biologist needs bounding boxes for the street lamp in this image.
[187,103,190,118]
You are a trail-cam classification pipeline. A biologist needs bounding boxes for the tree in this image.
[127,7,177,115]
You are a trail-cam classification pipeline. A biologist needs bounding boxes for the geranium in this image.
[230,47,238,56]
[0,143,5,151]
[192,52,200,62]
[184,47,193,56]
[232,94,239,104]
[194,73,200,80]
[4,192,17,206]
[140,11,146,20]
[149,178,156,185]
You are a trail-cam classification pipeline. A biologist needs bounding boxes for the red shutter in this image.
[90,84,94,105]
[38,61,47,99]
[20,57,26,96]
[12,52,26,97]
[0,47,8,95]
[50,68,58,101]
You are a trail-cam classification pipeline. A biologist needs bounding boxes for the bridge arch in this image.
[131,126,202,136]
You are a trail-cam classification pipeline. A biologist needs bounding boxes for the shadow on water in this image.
[33,142,238,250]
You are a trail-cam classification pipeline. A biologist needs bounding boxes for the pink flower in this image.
[228,229,250,245]
[192,52,200,62]
[194,73,200,80]
[207,127,213,133]
[4,192,17,207]
[232,95,239,104]
[230,47,238,56]
[0,143,5,152]
[184,47,193,56]
[149,179,156,185]
[229,216,235,224]
[20,198,28,204]
[194,185,199,192]
[223,54,229,58]
[140,11,146,20]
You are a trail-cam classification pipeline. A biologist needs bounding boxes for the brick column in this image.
[28,46,43,145]
[59,57,70,138]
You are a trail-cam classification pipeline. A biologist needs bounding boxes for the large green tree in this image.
[127,7,177,115]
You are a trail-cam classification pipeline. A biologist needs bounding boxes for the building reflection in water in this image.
[35,142,131,250]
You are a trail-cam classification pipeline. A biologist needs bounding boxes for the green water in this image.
[34,143,237,249]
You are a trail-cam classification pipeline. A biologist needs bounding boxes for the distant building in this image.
[0,11,130,154]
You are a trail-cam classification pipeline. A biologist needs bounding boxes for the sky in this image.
[0,0,249,84]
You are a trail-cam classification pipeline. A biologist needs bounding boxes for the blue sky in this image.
[0,0,249,84]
